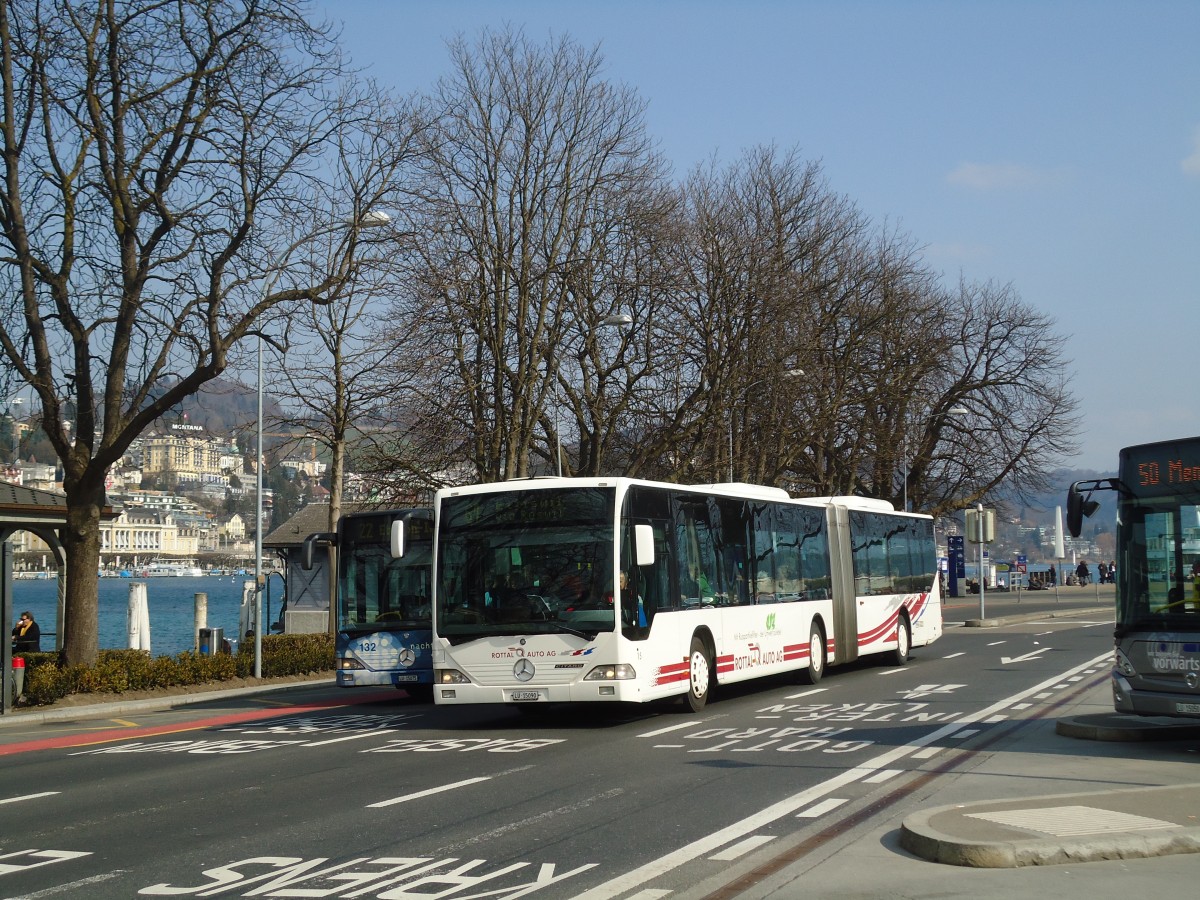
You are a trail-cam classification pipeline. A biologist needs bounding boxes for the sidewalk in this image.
[904,584,1200,867]
[900,710,1200,867]
[0,673,334,727]
[944,581,1115,627]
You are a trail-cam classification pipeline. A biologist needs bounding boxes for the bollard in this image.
[11,656,25,703]
[127,581,151,652]
[194,592,208,653]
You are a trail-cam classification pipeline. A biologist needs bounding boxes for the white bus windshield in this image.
[436,487,616,641]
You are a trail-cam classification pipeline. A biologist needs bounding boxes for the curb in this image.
[899,782,1200,868]
[962,606,1110,628]
[1056,712,1200,742]
[0,676,335,727]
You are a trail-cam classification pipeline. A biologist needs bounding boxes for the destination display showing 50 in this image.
[344,515,433,543]
[1125,441,1200,492]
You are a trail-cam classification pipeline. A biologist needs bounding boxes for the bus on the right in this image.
[1069,436,1200,718]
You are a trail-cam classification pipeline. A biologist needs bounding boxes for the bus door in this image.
[825,504,859,663]
[621,519,671,637]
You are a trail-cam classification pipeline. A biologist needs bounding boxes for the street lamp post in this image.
[6,397,23,465]
[253,208,391,678]
[554,314,632,477]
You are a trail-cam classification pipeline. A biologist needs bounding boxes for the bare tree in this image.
[266,90,427,532]
[401,27,667,482]
[910,278,1080,516]
[0,0,395,665]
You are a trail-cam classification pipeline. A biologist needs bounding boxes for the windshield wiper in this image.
[538,622,597,641]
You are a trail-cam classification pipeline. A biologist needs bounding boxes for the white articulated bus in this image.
[428,478,941,710]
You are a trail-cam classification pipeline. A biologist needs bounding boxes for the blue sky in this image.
[314,0,1200,471]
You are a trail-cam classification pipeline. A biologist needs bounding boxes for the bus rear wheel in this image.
[685,635,712,712]
[798,623,825,685]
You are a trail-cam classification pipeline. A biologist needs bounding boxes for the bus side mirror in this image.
[302,532,336,570]
[1066,483,1100,538]
[391,520,406,559]
[634,523,655,566]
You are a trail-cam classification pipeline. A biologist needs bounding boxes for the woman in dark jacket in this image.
[12,611,40,652]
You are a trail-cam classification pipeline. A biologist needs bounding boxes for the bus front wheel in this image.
[798,623,825,685]
[890,614,911,666]
[685,636,712,712]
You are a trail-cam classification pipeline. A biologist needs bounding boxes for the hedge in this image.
[15,633,334,707]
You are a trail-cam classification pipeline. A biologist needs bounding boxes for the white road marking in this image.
[574,650,1112,900]
[795,797,849,817]
[18,869,125,897]
[783,687,829,699]
[0,792,60,805]
[1000,649,1047,664]
[302,731,392,747]
[639,721,705,738]
[864,768,903,783]
[367,776,492,808]
[708,835,776,860]
[942,652,966,658]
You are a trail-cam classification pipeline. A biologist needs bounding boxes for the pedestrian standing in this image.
[12,611,40,652]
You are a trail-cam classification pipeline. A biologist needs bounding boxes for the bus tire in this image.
[890,613,911,666]
[798,623,825,685]
[684,635,712,712]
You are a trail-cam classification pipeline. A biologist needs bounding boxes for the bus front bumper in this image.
[1113,672,1200,718]
[433,681,643,705]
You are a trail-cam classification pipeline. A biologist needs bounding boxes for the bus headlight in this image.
[584,664,636,681]
[1115,648,1137,678]
[436,669,471,684]
[338,658,365,671]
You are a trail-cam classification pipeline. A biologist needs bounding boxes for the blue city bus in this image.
[305,508,434,700]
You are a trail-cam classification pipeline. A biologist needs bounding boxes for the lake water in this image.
[9,575,289,657]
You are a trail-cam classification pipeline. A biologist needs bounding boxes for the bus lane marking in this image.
[0,849,92,875]
[223,712,420,735]
[0,695,394,757]
[140,857,598,898]
[363,737,566,754]
[72,739,305,755]
[572,651,1112,900]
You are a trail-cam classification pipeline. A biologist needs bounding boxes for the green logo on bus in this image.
[765,612,776,631]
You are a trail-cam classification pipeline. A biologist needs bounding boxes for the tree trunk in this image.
[60,477,106,667]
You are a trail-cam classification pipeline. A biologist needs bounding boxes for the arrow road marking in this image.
[1001,648,1049,664]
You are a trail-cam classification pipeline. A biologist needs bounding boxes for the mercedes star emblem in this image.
[513,658,536,682]
[398,648,416,668]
